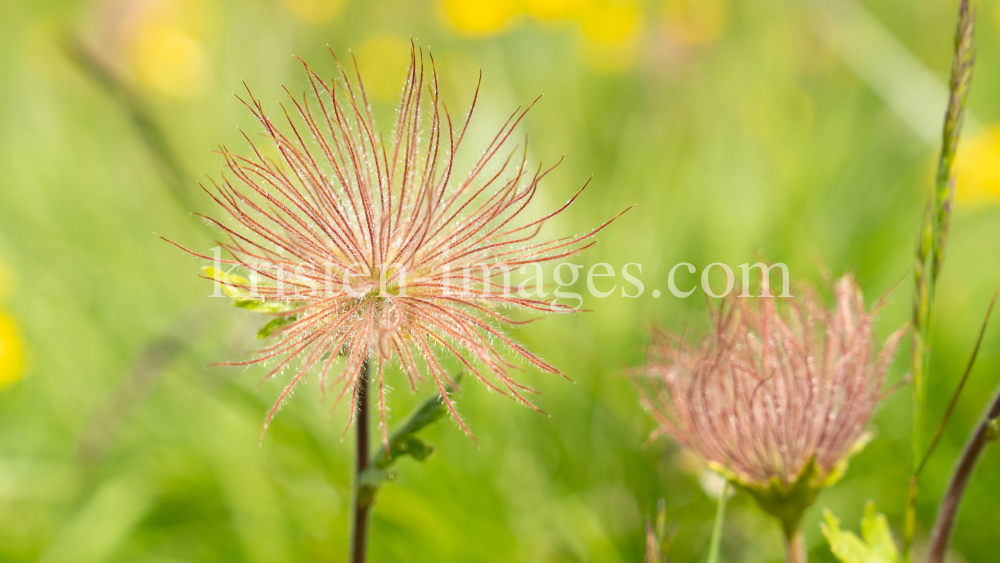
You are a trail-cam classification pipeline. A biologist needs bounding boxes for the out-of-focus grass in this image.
[1,0,999,562]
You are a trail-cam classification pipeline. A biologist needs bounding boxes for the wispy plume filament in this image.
[636,277,903,486]
[169,43,622,448]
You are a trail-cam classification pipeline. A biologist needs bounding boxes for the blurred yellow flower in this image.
[132,24,208,98]
[576,1,641,74]
[578,1,640,43]
[662,0,728,46]
[524,0,578,20]
[283,0,345,24]
[0,313,24,390]
[955,127,1000,204]
[124,0,211,99]
[441,0,517,35]
[353,34,412,103]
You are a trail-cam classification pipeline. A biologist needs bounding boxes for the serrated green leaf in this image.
[822,511,873,563]
[373,398,451,468]
[861,502,899,561]
[822,502,899,563]
[256,315,299,339]
[392,436,434,462]
[357,375,461,504]
[203,266,301,314]
[371,381,458,471]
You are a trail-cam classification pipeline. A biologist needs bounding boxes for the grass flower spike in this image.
[172,44,619,448]
[635,276,902,561]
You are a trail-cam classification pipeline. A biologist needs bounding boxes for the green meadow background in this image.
[2,0,1000,561]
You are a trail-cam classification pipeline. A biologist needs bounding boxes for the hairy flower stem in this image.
[784,530,806,563]
[350,357,372,563]
[927,385,1000,563]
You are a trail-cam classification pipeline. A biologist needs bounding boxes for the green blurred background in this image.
[2,0,1000,561]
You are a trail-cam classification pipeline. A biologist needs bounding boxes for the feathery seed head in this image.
[634,276,903,535]
[173,44,619,447]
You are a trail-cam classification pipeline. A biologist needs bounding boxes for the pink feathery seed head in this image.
[169,43,623,448]
[635,275,904,488]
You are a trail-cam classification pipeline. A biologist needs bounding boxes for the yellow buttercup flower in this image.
[353,35,412,103]
[955,127,1000,204]
[441,0,518,35]
[126,0,211,98]
[662,0,729,46]
[0,313,24,390]
[578,1,640,43]
[523,0,578,20]
[132,24,208,98]
[576,1,641,74]
[283,0,345,24]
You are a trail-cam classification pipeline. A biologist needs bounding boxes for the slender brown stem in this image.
[784,530,806,563]
[927,385,1000,563]
[350,357,372,563]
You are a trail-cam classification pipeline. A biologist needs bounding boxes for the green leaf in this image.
[203,266,250,298]
[356,375,461,506]
[373,393,452,470]
[256,315,298,339]
[822,502,900,563]
[232,298,300,314]
[390,435,434,462]
[202,266,301,314]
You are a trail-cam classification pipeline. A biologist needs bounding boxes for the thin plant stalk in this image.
[905,0,976,558]
[784,530,806,563]
[351,357,372,563]
[927,385,1000,563]
[916,285,999,477]
[706,479,729,563]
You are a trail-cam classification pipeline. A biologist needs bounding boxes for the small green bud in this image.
[985,418,1000,442]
